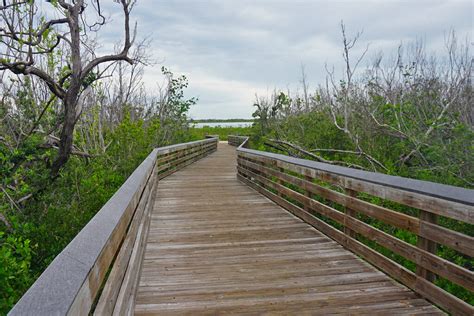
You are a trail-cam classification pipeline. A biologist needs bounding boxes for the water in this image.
[192,121,253,128]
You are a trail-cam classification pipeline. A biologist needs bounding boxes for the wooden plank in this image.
[113,196,150,315]
[238,157,474,257]
[237,150,474,224]
[238,173,471,315]
[344,188,358,238]
[158,141,215,168]
[238,158,420,233]
[155,138,216,156]
[134,143,442,315]
[127,170,159,314]
[228,135,249,147]
[238,165,474,292]
[157,143,216,178]
[93,164,156,315]
[303,174,312,212]
[419,221,474,257]
[417,210,438,282]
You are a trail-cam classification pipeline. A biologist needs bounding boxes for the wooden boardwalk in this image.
[134,142,442,315]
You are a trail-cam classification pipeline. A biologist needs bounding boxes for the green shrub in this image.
[0,229,34,315]
[0,117,194,312]
[188,125,252,141]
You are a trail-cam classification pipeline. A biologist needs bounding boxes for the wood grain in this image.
[237,150,474,224]
[237,147,473,315]
[237,165,474,291]
[134,142,442,315]
[237,173,471,316]
[91,138,217,315]
[238,153,473,258]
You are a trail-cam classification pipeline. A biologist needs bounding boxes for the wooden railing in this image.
[228,135,248,147]
[233,137,473,315]
[9,138,218,316]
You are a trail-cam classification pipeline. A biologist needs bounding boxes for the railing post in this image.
[416,211,438,282]
[235,146,474,315]
[237,153,245,179]
[178,146,183,169]
[344,188,358,239]
[278,166,285,197]
[304,175,312,211]
[256,159,266,189]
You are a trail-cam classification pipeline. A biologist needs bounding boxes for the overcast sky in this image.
[109,0,472,119]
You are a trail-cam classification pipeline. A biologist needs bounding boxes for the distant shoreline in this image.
[189,118,254,123]
[191,121,253,128]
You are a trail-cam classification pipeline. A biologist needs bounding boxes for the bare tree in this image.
[364,32,473,168]
[338,21,369,133]
[0,0,137,175]
[321,21,383,170]
[300,64,310,111]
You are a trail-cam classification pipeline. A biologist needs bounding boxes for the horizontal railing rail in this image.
[234,137,473,315]
[9,137,218,316]
[228,135,249,147]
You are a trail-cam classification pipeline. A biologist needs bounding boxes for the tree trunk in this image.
[51,5,82,176]
[51,98,77,176]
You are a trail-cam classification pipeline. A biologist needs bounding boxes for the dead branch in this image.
[0,212,11,229]
[310,147,388,172]
[16,193,32,204]
[1,186,21,213]
[267,139,369,170]
[40,135,93,158]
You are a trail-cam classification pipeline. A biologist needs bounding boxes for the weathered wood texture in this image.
[93,138,217,315]
[9,138,217,316]
[134,142,442,315]
[236,137,473,315]
[228,135,249,147]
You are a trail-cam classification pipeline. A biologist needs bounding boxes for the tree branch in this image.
[267,139,369,170]
[81,0,134,80]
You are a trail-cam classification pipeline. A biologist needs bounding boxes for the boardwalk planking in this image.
[134,142,443,315]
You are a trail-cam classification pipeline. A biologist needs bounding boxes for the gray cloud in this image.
[103,0,473,118]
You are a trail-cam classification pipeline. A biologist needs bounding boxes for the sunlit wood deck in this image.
[134,143,442,315]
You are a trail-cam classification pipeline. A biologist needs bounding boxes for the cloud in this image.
[105,0,472,118]
[185,72,270,119]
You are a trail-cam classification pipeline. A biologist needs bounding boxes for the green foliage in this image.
[0,227,34,315]
[189,118,254,123]
[188,125,252,141]
[0,116,192,313]
[161,67,197,118]
[248,105,474,305]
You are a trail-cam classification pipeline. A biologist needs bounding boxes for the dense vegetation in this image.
[0,0,471,312]
[0,80,199,314]
[249,32,472,186]
[189,118,254,123]
[245,30,473,305]
[189,125,251,141]
[0,1,200,310]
